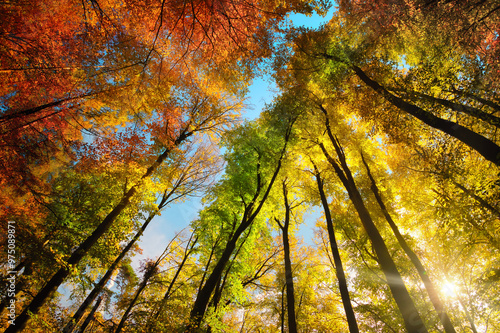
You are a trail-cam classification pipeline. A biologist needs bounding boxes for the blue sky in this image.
[244,10,335,119]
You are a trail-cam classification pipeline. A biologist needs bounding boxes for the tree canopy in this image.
[1,0,499,332]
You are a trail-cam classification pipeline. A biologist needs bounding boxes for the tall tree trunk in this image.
[115,261,157,333]
[0,86,129,123]
[322,53,500,165]
[186,123,293,331]
[361,153,456,333]
[388,88,500,128]
[76,296,102,333]
[316,103,428,332]
[206,228,254,333]
[275,181,298,333]
[5,129,193,333]
[280,283,286,333]
[319,140,428,332]
[313,163,359,333]
[146,233,198,332]
[349,63,500,166]
[187,220,250,331]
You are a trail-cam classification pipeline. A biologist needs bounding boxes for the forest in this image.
[1,0,500,332]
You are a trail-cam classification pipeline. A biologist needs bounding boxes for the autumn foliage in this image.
[1,0,500,332]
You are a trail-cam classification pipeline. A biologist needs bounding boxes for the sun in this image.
[441,281,457,297]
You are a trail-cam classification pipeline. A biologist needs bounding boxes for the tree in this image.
[282,15,500,166]
[273,180,300,333]
[338,0,500,87]
[0,0,325,296]
[303,41,500,166]
[114,234,179,333]
[312,161,359,333]
[186,100,298,331]
[145,231,199,332]
[76,296,102,333]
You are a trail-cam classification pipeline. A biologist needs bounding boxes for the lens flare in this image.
[441,281,457,297]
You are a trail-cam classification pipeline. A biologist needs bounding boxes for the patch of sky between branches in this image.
[245,8,335,120]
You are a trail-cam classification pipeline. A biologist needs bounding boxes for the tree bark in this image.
[313,163,359,333]
[76,296,102,333]
[388,88,500,128]
[361,153,456,333]
[349,64,500,166]
[315,104,428,332]
[276,181,298,333]
[115,262,157,333]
